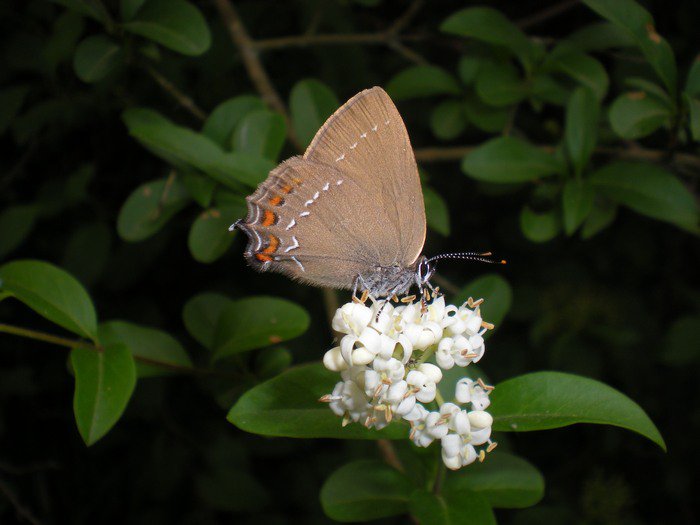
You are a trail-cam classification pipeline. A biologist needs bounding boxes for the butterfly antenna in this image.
[428,252,507,265]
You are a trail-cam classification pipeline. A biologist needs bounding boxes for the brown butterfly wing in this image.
[238,86,426,290]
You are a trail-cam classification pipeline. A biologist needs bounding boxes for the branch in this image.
[414,144,700,172]
[213,0,303,149]
[0,477,42,525]
[144,65,206,122]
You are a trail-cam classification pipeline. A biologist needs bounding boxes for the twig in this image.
[0,477,42,525]
[213,0,302,150]
[516,0,580,29]
[377,439,405,473]
[0,323,238,379]
[144,65,206,122]
[414,144,700,172]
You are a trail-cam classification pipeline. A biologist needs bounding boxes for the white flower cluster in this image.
[320,295,497,470]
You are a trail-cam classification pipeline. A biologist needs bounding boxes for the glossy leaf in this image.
[212,296,310,359]
[99,320,192,377]
[0,260,98,340]
[71,343,136,445]
[423,186,450,236]
[73,35,122,83]
[123,108,273,188]
[463,94,509,133]
[183,292,234,349]
[232,109,286,160]
[387,65,461,100]
[520,207,561,243]
[122,0,211,56]
[228,362,406,439]
[120,0,147,21]
[490,371,666,450]
[609,92,670,139]
[565,87,599,175]
[589,161,699,230]
[582,0,677,93]
[289,79,338,148]
[0,205,36,259]
[685,58,700,96]
[409,488,496,525]
[116,177,190,242]
[566,21,636,51]
[441,7,535,71]
[458,56,481,85]
[321,461,412,522]
[462,137,562,183]
[684,94,700,142]
[445,452,544,508]
[562,179,595,235]
[202,96,264,148]
[475,61,527,107]
[180,172,216,208]
[430,99,467,140]
[455,274,512,330]
[545,48,609,100]
[581,198,617,239]
[188,206,242,264]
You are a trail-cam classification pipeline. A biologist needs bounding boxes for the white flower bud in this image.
[323,347,348,371]
[418,363,443,384]
[352,347,374,365]
[442,450,462,470]
[468,410,493,429]
[441,433,462,458]
[332,303,372,334]
[452,410,471,436]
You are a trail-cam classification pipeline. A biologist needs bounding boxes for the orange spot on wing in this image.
[263,235,280,254]
[262,210,276,226]
[269,196,284,206]
[255,253,272,262]
[280,185,293,194]
[291,177,303,185]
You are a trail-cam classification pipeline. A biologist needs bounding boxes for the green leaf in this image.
[490,371,666,450]
[123,107,273,188]
[183,292,234,349]
[423,186,450,236]
[530,74,569,106]
[455,274,512,330]
[321,461,412,522]
[445,452,544,508]
[42,11,85,75]
[441,7,535,71]
[213,296,310,360]
[565,87,599,175]
[462,137,562,183]
[0,260,98,340]
[73,35,122,83]
[430,100,467,140]
[180,172,216,208]
[475,61,527,107]
[545,48,609,100]
[608,92,671,139]
[458,56,481,86]
[663,316,700,365]
[202,96,264,148]
[71,343,136,445]
[685,57,700,96]
[567,21,636,51]
[0,86,29,135]
[625,77,672,105]
[562,179,595,235]
[228,362,406,439]
[386,65,461,101]
[116,177,191,242]
[520,207,561,243]
[684,94,700,142]
[289,79,339,148]
[255,346,292,379]
[589,161,699,230]
[582,0,677,93]
[463,94,509,133]
[120,0,147,21]
[581,197,617,239]
[0,205,37,259]
[232,109,286,160]
[188,207,241,264]
[122,0,211,56]
[99,320,192,377]
[409,488,496,525]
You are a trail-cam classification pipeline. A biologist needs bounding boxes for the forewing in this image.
[304,86,426,266]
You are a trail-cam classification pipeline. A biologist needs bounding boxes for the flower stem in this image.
[434,389,445,406]
[416,346,436,365]
[0,323,97,351]
[432,460,446,495]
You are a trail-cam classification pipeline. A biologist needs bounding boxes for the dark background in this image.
[1,0,699,523]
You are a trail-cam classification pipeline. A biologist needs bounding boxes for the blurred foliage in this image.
[0,0,699,523]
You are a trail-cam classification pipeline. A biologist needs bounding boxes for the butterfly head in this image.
[416,256,435,286]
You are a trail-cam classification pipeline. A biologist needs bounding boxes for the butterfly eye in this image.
[419,260,433,283]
